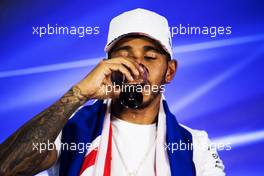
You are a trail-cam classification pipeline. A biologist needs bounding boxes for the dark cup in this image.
[111,64,148,109]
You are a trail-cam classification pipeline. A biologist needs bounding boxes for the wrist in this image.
[72,85,91,103]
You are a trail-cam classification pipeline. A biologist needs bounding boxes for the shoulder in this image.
[179,124,226,176]
[179,124,209,141]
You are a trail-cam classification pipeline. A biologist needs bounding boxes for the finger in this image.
[118,57,145,75]
[108,63,134,82]
[101,82,120,98]
[102,76,113,86]
[107,57,141,77]
[123,57,145,74]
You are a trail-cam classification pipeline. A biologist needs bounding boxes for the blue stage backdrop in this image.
[0,0,263,175]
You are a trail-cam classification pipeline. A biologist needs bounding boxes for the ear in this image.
[165,59,177,84]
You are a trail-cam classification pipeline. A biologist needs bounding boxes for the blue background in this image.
[0,0,264,175]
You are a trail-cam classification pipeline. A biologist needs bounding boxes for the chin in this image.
[139,92,161,109]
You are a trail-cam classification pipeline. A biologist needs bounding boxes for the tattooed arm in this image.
[0,86,89,175]
[0,57,141,175]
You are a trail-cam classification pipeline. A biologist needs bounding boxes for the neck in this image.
[111,94,161,125]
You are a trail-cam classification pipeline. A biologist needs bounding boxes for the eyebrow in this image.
[111,45,132,53]
[112,45,164,54]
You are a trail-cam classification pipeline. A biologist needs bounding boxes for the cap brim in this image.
[105,32,171,58]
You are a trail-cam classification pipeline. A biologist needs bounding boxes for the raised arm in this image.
[0,57,141,175]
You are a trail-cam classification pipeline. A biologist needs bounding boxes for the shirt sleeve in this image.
[193,130,225,176]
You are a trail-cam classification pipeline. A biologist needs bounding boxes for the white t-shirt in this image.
[111,116,157,176]
[44,102,225,176]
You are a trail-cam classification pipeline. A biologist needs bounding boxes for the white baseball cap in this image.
[105,8,173,59]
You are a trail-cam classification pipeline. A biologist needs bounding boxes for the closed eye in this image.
[144,56,156,60]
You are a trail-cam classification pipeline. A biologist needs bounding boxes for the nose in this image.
[130,49,144,63]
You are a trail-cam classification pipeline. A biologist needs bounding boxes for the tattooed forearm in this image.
[0,85,89,175]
